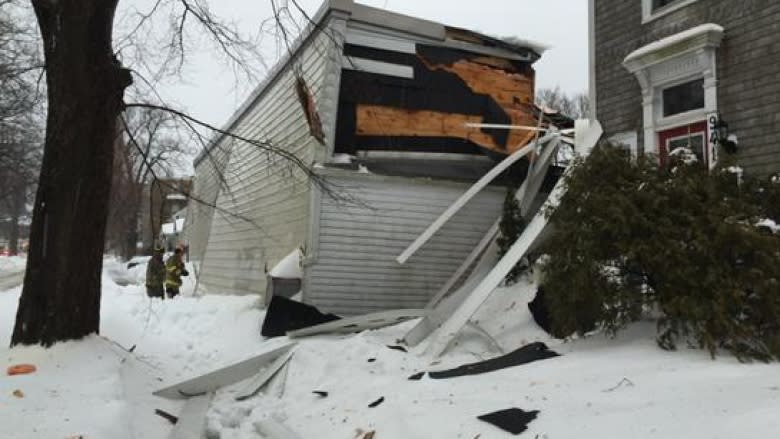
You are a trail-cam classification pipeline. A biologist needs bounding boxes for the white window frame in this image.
[654,77,708,132]
[623,24,723,164]
[642,0,701,24]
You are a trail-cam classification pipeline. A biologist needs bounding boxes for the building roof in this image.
[194,0,547,167]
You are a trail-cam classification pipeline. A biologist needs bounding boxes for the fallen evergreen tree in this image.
[539,144,780,361]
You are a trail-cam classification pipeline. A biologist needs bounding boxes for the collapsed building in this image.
[185,0,561,315]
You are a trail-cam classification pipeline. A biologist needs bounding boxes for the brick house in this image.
[589,0,780,175]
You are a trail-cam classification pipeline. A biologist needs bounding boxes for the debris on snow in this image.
[368,396,385,408]
[477,408,539,435]
[407,371,426,381]
[428,342,560,379]
[286,309,426,338]
[154,341,295,400]
[154,409,178,425]
[6,364,36,376]
[602,377,635,393]
[261,296,340,337]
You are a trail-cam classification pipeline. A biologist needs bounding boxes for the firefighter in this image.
[145,247,166,298]
[164,247,188,298]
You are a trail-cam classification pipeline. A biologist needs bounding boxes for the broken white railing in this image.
[404,130,564,348]
[395,131,556,265]
[398,120,603,357]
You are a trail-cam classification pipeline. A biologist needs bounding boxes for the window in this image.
[652,0,682,12]
[662,79,704,117]
[667,132,705,162]
[623,24,723,165]
[642,0,700,23]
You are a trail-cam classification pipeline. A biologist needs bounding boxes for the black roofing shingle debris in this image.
[477,408,539,435]
[261,296,341,337]
[407,371,426,381]
[386,345,408,353]
[312,391,328,398]
[368,396,385,408]
[428,342,559,379]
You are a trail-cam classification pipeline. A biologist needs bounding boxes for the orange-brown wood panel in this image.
[433,60,535,108]
[417,56,538,152]
[355,105,539,155]
[356,105,497,150]
[470,56,517,71]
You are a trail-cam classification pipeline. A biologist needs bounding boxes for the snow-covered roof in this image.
[624,24,724,67]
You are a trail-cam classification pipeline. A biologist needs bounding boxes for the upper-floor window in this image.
[652,0,682,12]
[642,0,700,23]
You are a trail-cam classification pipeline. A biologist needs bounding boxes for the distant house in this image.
[589,0,780,174]
[160,209,186,252]
[185,0,553,315]
[139,177,192,252]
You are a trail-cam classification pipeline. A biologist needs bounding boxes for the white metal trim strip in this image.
[343,56,414,78]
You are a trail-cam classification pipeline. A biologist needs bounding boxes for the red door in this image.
[657,121,708,166]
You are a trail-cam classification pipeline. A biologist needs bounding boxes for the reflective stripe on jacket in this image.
[165,256,183,288]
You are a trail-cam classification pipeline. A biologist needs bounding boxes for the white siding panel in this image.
[195,18,345,299]
[307,175,505,315]
[184,143,233,265]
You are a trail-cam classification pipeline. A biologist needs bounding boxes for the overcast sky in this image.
[119,0,588,131]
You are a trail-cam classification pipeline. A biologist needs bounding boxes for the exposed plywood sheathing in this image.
[419,57,537,154]
[336,43,538,157]
[355,106,500,150]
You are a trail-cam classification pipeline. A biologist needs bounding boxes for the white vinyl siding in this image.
[306,174,505,315]
[195,17,345,298]
[184,143,233,265]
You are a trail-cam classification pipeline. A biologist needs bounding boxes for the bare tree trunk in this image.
[12,0,132,346]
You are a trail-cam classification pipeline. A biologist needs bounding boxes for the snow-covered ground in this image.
[0,255,26,273]
[1,258,778,438]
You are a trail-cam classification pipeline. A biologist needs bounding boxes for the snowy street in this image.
[2,257,779,438]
